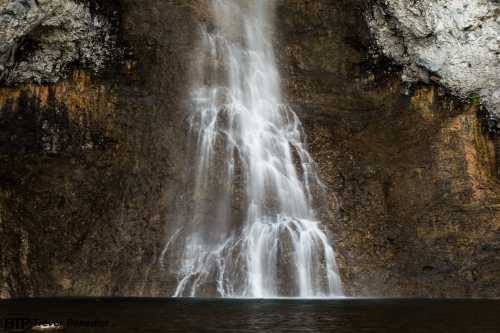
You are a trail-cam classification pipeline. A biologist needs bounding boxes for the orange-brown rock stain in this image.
[0,70,118,137]
[410,86,437,122]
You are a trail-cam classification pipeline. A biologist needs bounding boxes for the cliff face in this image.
[279,0,500,297]
[0,0,197,297]
[0,0,118,84]
[367,0,500,123]
[1,0,500,298]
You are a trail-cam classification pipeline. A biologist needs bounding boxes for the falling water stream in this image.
[161,0,343,298]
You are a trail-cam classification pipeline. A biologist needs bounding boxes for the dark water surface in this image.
[0,298,499,332]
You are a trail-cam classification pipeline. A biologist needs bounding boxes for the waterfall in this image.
[161,0,343,298]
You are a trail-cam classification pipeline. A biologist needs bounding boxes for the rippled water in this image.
[1,298,499,333]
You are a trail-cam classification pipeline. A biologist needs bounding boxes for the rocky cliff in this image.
[1,0,499,298]
[367,0,500,124]
[0,0,118,84]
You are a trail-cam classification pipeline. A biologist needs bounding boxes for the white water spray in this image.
[162,0,343,298]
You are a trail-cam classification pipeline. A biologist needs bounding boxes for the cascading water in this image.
[161,0,343,298]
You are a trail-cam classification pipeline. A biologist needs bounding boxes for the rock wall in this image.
[0,0,197,297]
[0,0,118,84]
[367,0,500,124]
[279,0,500,297]
[1,0,499,298]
